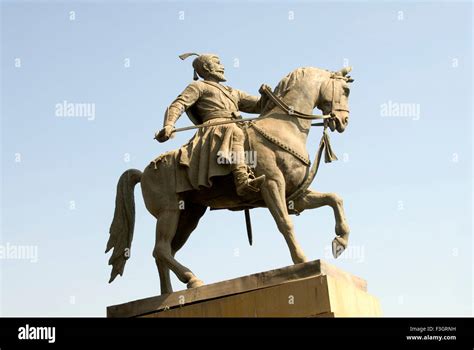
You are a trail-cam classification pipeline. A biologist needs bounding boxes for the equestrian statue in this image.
[106,52,354,295]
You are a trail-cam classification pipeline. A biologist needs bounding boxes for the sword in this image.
[154,116,261,140]
[172,116,260,133]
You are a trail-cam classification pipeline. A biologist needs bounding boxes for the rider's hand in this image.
[155,125,174,143]
[259,84,272,95]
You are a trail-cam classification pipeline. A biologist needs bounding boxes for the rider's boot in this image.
[230,126,266,196]
[232,165,266,196]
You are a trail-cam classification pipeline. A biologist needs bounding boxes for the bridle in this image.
[259,74,350,130]
[319,75,351,129]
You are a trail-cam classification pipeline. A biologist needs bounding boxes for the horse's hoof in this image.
[187,278,204,289]
[332,237,347,259]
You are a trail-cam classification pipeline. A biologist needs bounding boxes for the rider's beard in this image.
[209,71,227,82]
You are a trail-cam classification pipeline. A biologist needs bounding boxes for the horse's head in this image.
[317,67,353,133]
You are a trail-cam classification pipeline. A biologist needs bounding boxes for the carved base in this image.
[107,260,381,317]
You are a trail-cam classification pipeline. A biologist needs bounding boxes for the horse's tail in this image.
[106,169,142,283]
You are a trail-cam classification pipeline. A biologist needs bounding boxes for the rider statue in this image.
[155,53,266,196]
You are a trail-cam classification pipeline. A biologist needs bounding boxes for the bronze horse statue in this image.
[106,66,353,294]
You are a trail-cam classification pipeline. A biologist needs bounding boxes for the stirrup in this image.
[236,174,266,196]
[247,175,266,192]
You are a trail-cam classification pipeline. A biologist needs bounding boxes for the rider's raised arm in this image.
[164,81,202,127]
[236,89,267,114]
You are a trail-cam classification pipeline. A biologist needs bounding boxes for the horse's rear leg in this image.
[261,177,307,264]
[157,261,172,295]
[153,210,203,293]
[293,189,350,258]
[155,203,207,294]
[172,203,207,253]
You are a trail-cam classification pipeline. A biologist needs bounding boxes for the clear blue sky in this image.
[1,0,472,316]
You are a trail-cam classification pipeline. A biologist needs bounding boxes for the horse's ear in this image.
[339,66,352,76]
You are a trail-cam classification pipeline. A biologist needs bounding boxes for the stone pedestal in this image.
[107,260,381,317]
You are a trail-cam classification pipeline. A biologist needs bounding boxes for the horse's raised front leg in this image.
[261,177,307,264]
[292,189,350,258]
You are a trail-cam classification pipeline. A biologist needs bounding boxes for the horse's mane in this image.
[262,67,328,114]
